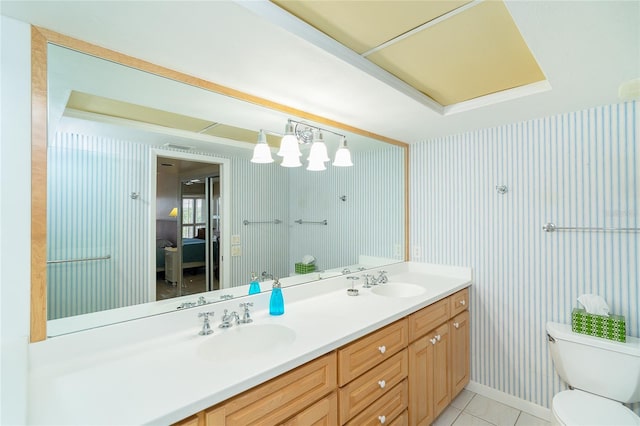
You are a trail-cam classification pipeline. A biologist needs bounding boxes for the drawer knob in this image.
[453,322,460,329]
[430,338,437,345]
[378,345,386,354]
[378,415,386,424]
[460,300,466,306]
[435,334,441,341]
[378,380,386,389]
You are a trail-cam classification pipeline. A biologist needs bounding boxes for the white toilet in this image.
[546,321,640,425]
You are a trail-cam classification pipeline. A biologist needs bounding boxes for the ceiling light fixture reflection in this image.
[250,129,274,163]
[332,136,353,167]
[277,120,302,158]
[275,119,353,170]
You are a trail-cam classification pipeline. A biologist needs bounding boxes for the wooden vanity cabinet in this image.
[201,352,336,425]
[408,288,470,426]
[450,310,470,397]
[174,287,470,426]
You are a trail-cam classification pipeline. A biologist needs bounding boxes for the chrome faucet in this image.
[238,302,254,324]
[342,268,351,275]
[377,270,388,284]
[361,274,373,288]
[197,296,208,305]
[178,301,196,309]
[261,271,274,281]
[198,311,215,335]
[219,309,240,328]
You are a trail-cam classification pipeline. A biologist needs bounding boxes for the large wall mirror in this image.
[31,27,409,341]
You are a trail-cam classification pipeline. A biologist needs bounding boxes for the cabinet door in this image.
[450,311,470,398]
[432,323,451,418]
[408,337,433,426]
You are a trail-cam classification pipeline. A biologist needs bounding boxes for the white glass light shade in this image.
[250,143,274,163]
[332,147,353,167]
[277,122,301,157]
[250,130,274,163]
[307,131,330,163]
[306,157,327,171]
[332,137,353,167]
[280,152,302,167]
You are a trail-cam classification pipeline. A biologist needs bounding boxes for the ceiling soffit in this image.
[271,0,470,54]
[267,0,547,110]
[66,91,282,147]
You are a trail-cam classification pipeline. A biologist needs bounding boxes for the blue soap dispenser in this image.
[248,272,261,295]
[269,277,285,315]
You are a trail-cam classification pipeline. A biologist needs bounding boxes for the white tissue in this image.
[577,294,610,316]
[301,255,316,265]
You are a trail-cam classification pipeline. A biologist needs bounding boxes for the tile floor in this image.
[433,390,550,426]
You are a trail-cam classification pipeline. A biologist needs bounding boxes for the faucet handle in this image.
[198,311,215,336]
[239,302,253,324]
[361,274,372,288]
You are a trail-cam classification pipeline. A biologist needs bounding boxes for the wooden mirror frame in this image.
[30,25,410,342]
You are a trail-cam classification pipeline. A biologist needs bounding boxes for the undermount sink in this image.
[371,283,426,298]
[197,324,296,361]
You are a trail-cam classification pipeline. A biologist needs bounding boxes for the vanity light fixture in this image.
[250,129,274,163]
[276,119,353,170]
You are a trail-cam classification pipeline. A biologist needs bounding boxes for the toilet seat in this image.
[552,390,640,426]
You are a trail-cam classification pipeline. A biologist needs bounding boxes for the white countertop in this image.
[28,262,472,425]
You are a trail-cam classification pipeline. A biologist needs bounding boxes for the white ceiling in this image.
[2,0,638,144]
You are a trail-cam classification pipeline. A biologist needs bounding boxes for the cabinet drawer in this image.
[224,352,337,425]
[450,288,469,317]
[408,298,449,342]
[345,380,408,426]
[339,350,408,424]
[388,410,408,426]
[338,319,408,386]
[282,391,338,426]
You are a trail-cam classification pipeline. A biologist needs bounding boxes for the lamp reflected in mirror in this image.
[250,129,274,164]
[332,136,353,167]
[169,207,178,218]
[276,120,301,159]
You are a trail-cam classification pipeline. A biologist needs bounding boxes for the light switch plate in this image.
[231,245,242,256]
[231,234,241,245]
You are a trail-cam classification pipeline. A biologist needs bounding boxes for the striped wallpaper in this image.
[47,133,149,319]
[229,158,290,285]
[289,146,405,272]
[410,101,639,413]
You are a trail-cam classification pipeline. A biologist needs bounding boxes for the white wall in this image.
[0,15,31,425]
[410,101,639,414]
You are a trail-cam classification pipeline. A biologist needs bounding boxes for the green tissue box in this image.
[571,308,626,342]
[295,263,315,274]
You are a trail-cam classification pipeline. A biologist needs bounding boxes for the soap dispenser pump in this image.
[248,272,261,295]
[269,277,285,316]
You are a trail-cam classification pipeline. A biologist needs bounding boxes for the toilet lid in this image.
[553,390,640,426]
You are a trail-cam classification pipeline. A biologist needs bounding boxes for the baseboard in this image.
[465,381,552,422]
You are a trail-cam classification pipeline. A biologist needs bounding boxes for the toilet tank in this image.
[546,321,640,403]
